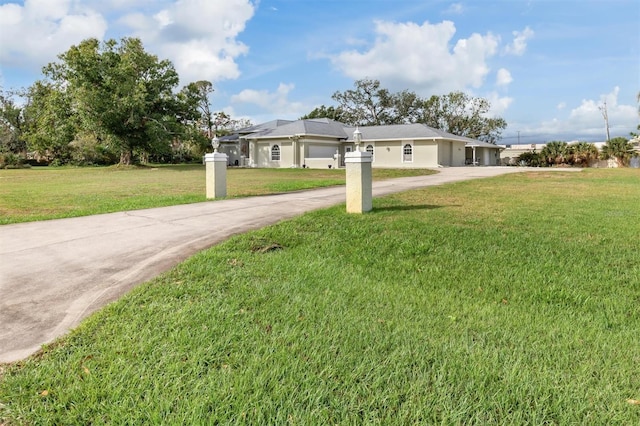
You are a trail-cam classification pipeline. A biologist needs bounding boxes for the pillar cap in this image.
[344,151,372,163]
[204,152,228,162]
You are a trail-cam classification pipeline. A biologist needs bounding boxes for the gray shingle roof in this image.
[225,118,501,149]
[343,123,496,146]
[219,119,294,142]
[344,123,444,141]
[245,118,349,139]
[240,119,293,134]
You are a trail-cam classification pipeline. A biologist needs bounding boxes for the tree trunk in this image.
[119,150,132,165]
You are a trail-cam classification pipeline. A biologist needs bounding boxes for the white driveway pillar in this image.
[345,150,373,213]
[205,152,228,199]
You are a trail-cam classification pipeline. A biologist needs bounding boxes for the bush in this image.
[516,151,544,167]
[0,152,27,169]
[68,134,118,166]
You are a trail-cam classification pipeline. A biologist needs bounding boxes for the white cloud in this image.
[482,91,513,116]
[496,68,512,87]
[153,10,173,27]
[231,83,307,117]
[0,0,252,85]
[528,87,637,140]
[567,86,636,134]
[330,20,499,95]
[504,26,534,56]
[557,102,566,110]
[0,0,108,69]
[119,0,255,85]
[83,0,172,14]
[444,3,465,14]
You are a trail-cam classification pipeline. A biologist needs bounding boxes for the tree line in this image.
[301,78,507,144]
[0,38,249,167]
[517,92,639,167]
[1,39,510,168]
[515,137,638,167]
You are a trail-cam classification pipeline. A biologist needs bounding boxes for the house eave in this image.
[247,133,346,140]
[345,136,444,143]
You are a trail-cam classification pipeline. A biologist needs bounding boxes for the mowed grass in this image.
[1,169,639,424]
[0,165,434,224]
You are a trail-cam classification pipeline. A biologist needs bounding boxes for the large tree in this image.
[43,37,191,165]
[22,81,77,162]
[0,88,27,155]
[179,80,215,138]
[389,89,424,125]
[299,105,346,122]
[331,78,395,125]
[420,91,507,143]
[320,79,507,142]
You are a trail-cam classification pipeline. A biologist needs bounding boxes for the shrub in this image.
[601,137,636,167]
[567,142,599,167]
[516,151,544,167]
[68,133,118,166]
[540,141,568,166]
[0,152,26,169]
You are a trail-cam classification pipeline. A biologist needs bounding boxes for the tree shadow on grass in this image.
[373,204,457,212]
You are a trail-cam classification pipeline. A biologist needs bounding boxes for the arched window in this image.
[366,144,374,158]
[403,144,413,162]
[271,144,280,161]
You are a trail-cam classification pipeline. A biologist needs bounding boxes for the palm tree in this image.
[601,137,636,166]
[540,141,568,166]
[568,142,599,167]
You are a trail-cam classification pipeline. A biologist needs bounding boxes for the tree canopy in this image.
[9,37,250,166]
[300,105,345,122]
[420,92,507,143]
[180,80,215,139]
[40,37,193,164]
[0,88,27,155]
[22,81,76,163]
[305,79,507,143]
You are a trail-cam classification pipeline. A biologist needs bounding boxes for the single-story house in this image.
[219,118,502,168]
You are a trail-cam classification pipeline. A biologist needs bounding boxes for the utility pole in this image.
[599,101,611,142]
[517,131,520,145]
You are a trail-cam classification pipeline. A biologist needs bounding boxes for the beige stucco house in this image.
[220,118,502,168]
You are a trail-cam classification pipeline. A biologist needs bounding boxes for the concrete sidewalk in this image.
[0,167,576,363]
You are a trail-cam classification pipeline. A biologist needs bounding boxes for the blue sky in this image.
[0,0,638,144]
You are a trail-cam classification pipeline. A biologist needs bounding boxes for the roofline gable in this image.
[239,118,500,148]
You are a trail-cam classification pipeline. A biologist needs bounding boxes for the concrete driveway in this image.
[0,167,577,363]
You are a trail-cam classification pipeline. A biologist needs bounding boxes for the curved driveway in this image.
[0,167,576,363]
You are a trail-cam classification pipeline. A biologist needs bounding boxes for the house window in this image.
[403,144,413,162]
[271,144,280,161]
[366,144,374,158]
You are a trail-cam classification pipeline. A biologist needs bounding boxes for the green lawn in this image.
[1,169,639,424]
[0,165,434,224]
